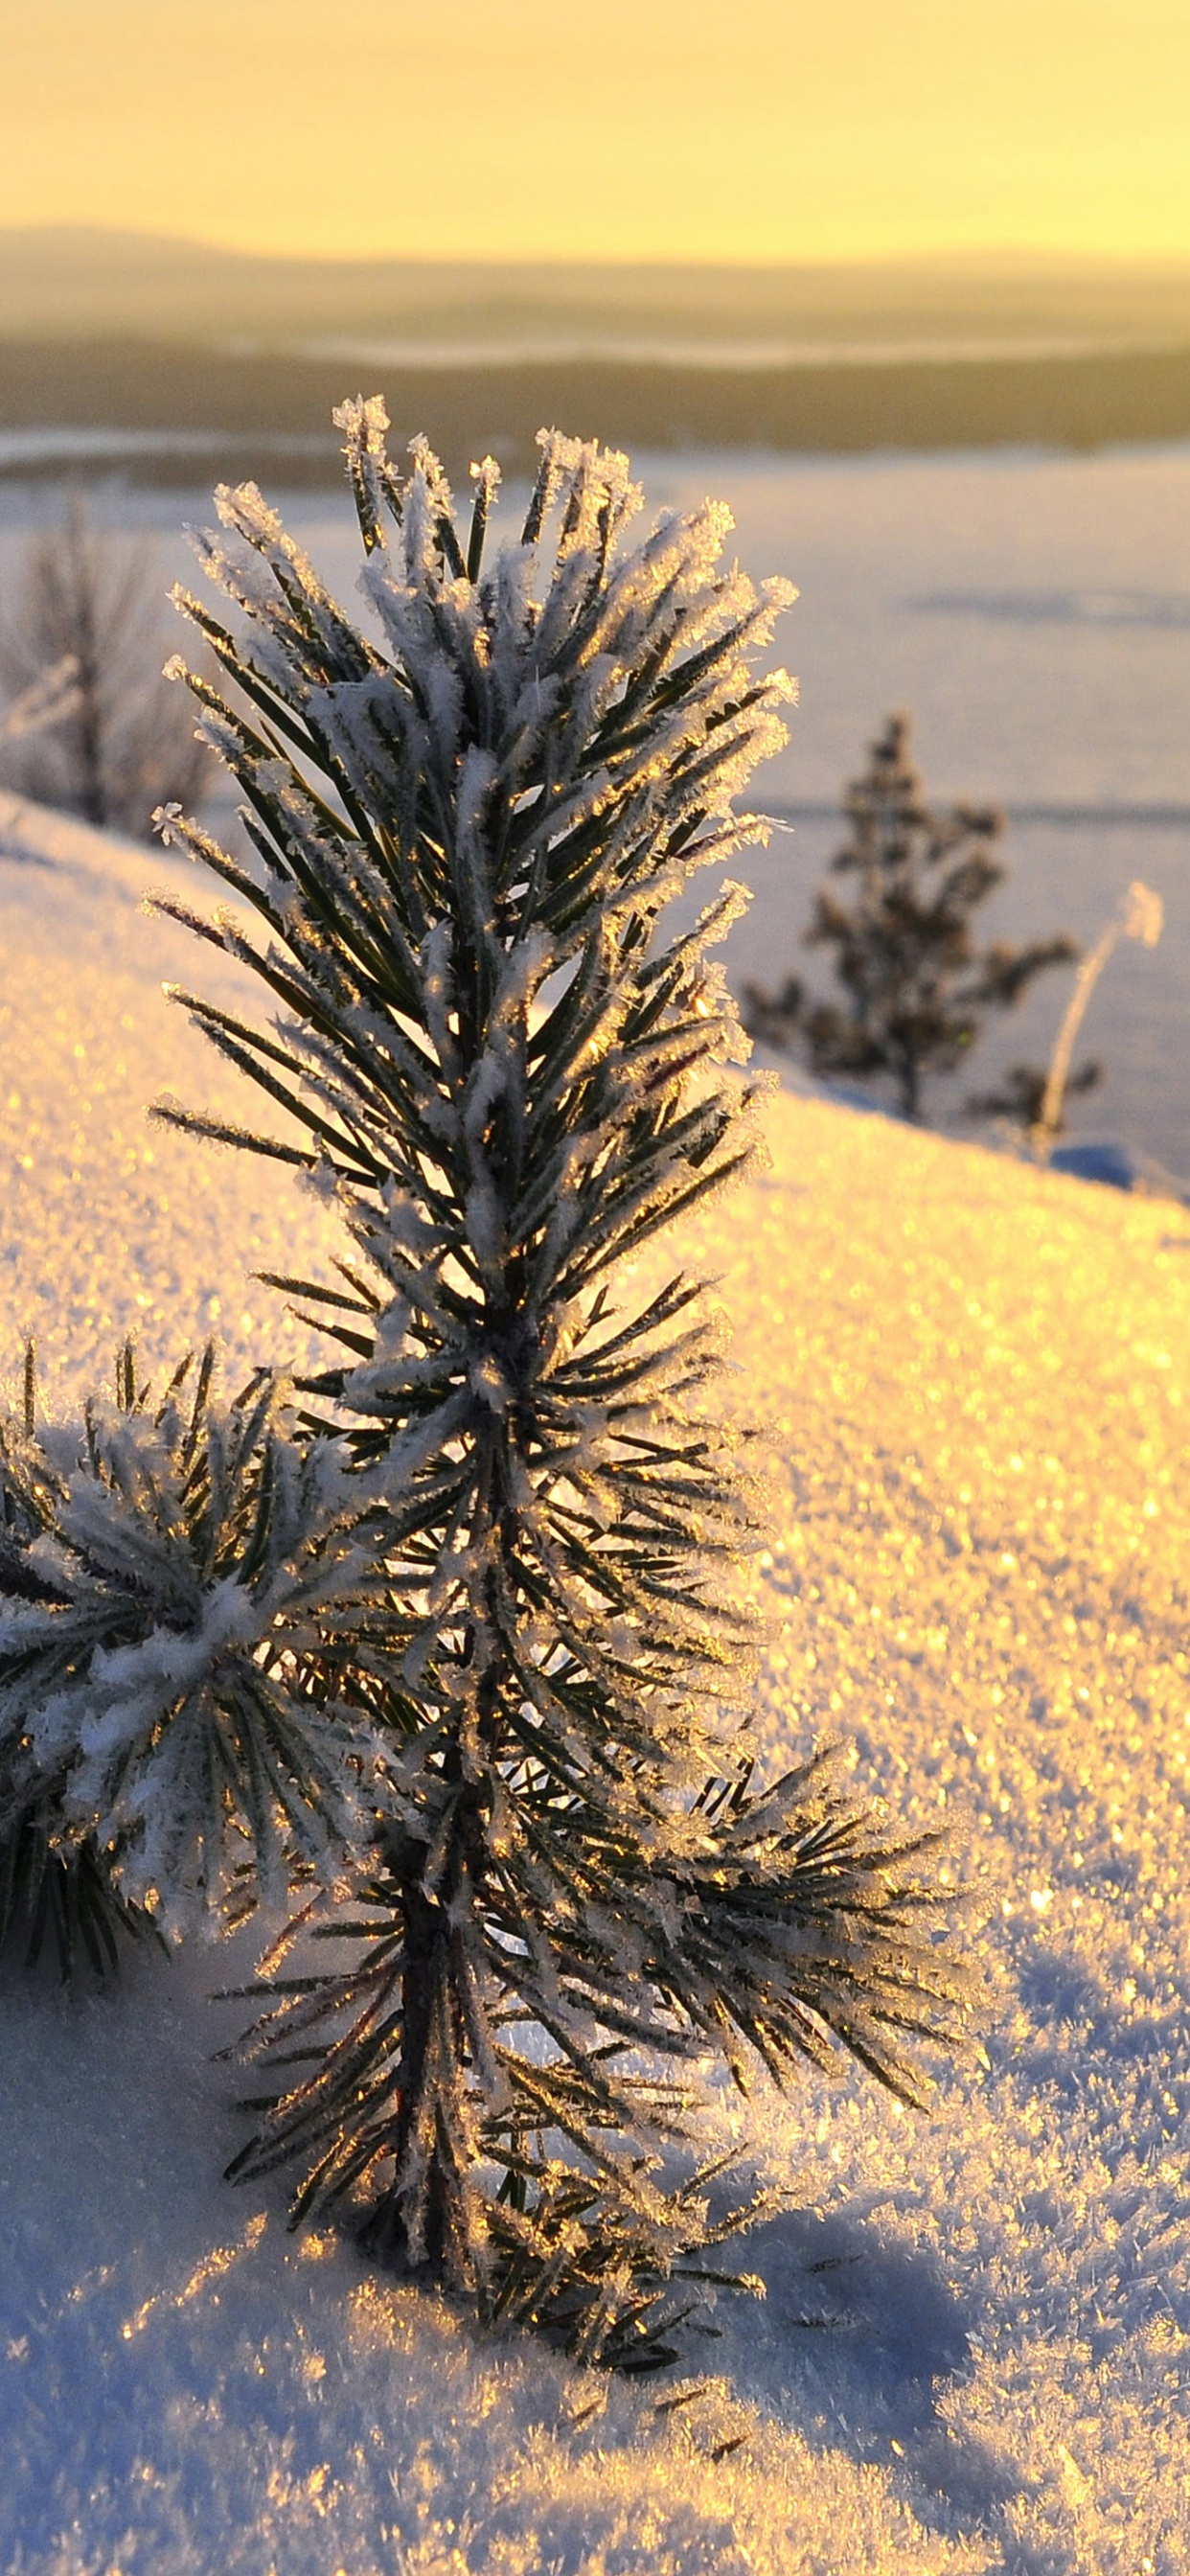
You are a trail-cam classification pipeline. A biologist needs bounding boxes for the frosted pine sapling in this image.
[744,712,1079,1121]
[148,406,965,2359]
[0,404,964,2363]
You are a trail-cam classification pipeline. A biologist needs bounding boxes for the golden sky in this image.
[3,0,1189,265]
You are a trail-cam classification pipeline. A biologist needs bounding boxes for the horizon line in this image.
[7,225,1190,278]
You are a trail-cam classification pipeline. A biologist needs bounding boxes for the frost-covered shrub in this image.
[0,497,213,838]
[0,404,964,2362]
[0,1343,377,1953]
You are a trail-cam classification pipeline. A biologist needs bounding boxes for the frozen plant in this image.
[1,403,963,2365]
[0,497,212,838]
[1031,879,1163,1160]
[0,1340,378,1968]
[744,712,1080,1121]
[148,404,967,2361]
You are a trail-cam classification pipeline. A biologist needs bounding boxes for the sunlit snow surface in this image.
[2,797,1190,2573]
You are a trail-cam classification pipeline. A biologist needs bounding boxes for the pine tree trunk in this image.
[362,1460,515,2286]
[361,1855,459,2273]
[357,1797,481,2284]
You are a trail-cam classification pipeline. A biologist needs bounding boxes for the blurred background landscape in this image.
[5,231,1190,478]
[3,1,1189,1168]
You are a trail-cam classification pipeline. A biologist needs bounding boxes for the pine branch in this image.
[0,1346,383,1939]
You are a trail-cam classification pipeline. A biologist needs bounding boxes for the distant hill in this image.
[4,228,1190,360]
[4,335,1190,485]
[4,233,1190,481]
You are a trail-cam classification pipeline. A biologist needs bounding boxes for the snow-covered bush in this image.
[0,498,213,838]
[0,1343,377,1958]
[0,403,964,2362]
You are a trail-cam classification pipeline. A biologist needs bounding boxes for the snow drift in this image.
[1,790,1188,2572]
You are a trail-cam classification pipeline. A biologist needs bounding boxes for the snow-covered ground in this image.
[3,794,1190,2573]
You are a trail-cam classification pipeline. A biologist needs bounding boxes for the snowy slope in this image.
[2,794,1189,2574]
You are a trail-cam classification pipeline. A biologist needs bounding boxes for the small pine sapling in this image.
[149,407,965,2360]
[744,712,1079,1122]
[0,406,965,2366]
